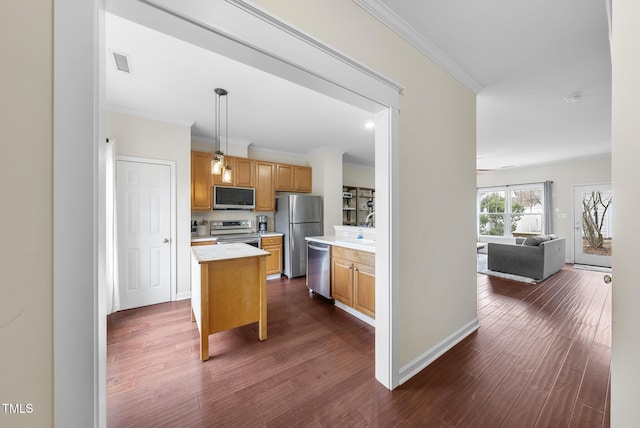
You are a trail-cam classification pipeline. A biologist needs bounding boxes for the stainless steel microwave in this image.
[213,186,255,210]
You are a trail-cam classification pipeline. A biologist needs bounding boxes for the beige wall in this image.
[0,3,53,426]
[477,156,612,261]
[252,0,478,369]
[108,111,192,299]
[611,0,640,425]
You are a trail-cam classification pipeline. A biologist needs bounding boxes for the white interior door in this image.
[117,160,172,310]
[574,184,612,267]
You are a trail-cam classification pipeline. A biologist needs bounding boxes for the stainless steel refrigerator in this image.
[275,194,323,278]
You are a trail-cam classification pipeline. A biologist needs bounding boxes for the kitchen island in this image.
[191,243,269,361]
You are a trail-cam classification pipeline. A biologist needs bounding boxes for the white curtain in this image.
[106,139,120,314]
[544,180,553,234]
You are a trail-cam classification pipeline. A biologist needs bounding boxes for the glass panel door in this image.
[574,184,612,267]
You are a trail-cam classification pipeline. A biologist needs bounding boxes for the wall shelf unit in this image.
[342,186,375,226]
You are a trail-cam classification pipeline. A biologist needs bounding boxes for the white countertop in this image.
[306,236,375,253]
[191,235,218,243]
[191,242,269,263]
[259,232,283,237]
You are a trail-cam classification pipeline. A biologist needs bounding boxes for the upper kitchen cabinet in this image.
[211,155,254,188]
[275,163,312,193]
[275,163,294,191]
[233,157,255,188]
[294,165,312,192]
[255,160,275,212]
[191,151,213,211]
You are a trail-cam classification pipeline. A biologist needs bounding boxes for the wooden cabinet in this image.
[191,151,213,211]
[261,235,283,275]
[331,246,375,318]
[294,165,312,192]
[212,156,255,188]
[353,263,375,318]
[255,161,276,212]
[193,151,311,213]
[331,257,354,306]
[191,239,217,246]
[275,163,295,191]
[233,157,255,188]
[275,163,312,192]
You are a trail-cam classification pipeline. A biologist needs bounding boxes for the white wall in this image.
[343,162,375,188]
[611,0,640,425]
[107,111,192,299]
[253,0,478,375]
[248,146,310,166]
[477,156,611,261]
[192,137,250,157]
[309,149,344,235]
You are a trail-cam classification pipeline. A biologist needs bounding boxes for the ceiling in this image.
[105,0,612,170]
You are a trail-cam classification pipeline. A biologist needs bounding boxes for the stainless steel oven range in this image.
[210,219,260,248]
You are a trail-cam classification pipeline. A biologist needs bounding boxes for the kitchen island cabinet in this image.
[261,234,283,276]
[191,243,269,361]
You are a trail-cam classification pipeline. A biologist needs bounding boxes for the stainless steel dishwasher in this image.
[306,241,332,299]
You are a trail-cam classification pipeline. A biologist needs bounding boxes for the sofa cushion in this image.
[522,235,551,246]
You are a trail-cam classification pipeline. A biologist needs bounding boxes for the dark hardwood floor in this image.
[107,265,611,427]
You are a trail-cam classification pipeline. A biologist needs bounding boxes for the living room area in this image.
[475,155,612,283]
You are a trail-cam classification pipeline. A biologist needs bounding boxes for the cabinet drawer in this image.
[260,236,282,246]
[332,246,374,267]
[191,239,217,246]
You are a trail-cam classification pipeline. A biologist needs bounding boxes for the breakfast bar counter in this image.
[191,243,269,361]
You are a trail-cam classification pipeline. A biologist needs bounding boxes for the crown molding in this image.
[226,0,404,94]
[353,0,483,94]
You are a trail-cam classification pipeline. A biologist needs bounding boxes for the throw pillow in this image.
[522,236,541,246]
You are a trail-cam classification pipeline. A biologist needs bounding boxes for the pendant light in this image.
[211,88,227,177]
[220,88,232,184]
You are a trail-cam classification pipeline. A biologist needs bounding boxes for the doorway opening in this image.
[102,0,399,393]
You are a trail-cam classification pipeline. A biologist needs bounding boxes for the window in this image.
[478,184,545,238]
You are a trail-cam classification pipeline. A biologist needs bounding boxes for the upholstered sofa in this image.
[487,235,566,281]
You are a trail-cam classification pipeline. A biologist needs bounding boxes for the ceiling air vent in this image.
[112,52,131,73]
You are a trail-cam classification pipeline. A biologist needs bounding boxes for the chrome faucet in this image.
[365,211,375,227]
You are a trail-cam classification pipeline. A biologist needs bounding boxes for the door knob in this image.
[162,238,170,244]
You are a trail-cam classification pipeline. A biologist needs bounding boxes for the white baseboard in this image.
[398,318,480,385]
[175,291,191,301]
[334,300,376,327]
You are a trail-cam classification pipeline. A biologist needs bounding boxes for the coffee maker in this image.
[256,215,268,233]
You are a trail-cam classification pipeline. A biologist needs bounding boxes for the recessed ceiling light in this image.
[364,121,375,129]
[564,93,582,103]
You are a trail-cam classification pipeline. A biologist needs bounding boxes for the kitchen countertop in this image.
[191,231,283,242]
[306,236,375,253]
[259,232,283,238]
[191,242,269,263]
[191,235,219,243]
